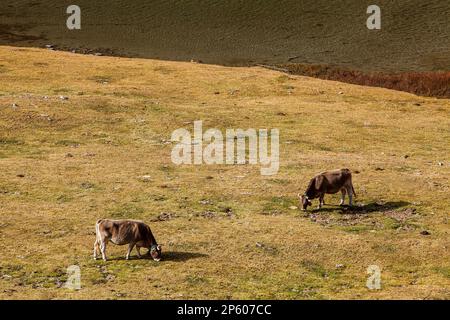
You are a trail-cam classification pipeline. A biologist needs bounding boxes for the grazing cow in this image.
[298,168,356,211]
[93,219,162,261]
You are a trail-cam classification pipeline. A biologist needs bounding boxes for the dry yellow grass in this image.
[0,46,449,299]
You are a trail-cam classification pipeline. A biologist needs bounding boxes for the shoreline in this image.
[9,44,450,99]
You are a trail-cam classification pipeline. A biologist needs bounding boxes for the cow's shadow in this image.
[105,251,208,262]
[160,251,208,262]
[309,201,411,214]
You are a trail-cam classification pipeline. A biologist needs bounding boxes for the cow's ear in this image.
[157,245,161,250]
[314,175,324,190]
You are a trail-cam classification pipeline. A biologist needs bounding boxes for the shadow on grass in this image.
[161,251,209,262]
[310,201,411,214]
[104,251,208,262]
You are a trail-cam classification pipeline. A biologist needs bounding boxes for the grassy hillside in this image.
[0,46,449,299]
[1,0,449,72]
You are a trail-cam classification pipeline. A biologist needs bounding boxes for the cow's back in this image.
[318,169,351,193]
[98,219,148,245]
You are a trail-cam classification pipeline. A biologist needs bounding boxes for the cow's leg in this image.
[100,240,107,261]
[136,246,142,259]
[346,186,353,206]
[340,188,346,206]
[126,243,135,260]
[318,193,325,209]
[318,194,324,209]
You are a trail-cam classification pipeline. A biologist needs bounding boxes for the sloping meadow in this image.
[0,46,449,299]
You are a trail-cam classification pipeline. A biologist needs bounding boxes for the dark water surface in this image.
[1,0,449,71]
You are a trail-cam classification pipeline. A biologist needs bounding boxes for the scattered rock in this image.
[84,152,96,157]
[420,230,431,236]
[40,114,52,121]
[404,155,409,159]
[357,202,365,208]
[80,182,94,189]
[199,199,213,205]
[198,211,216,219]
[375,167,384,171]
[276,112,287,116]
[55,279,64,288]
[105,274,115,281]
[154,212,176,222]
[338,91,344,95]
[289,206,298,210]
[59,95,69,100]
[139,175,152,182]
[205,176,214,180]
[255,242,265,248]
[16,174,25,178]
[413,103,421,106]
[3,289,17,294]
[221,207,234,217]
[94,52,103,56]
[438,162,444,166]
[335,264,345,269]
[384,208,416,222]
[11,103,18,109]
[214,91,220,95]
[255,242,278,254]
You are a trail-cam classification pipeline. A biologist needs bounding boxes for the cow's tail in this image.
[95,219,103,242]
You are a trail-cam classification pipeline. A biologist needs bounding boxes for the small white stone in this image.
[140,175,152,182]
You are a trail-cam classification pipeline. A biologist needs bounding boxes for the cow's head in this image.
[299,194,312,211]
[149,244,162,261]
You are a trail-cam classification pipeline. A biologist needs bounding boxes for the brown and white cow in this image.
[298,168,356,210]
[93,219,162,261]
